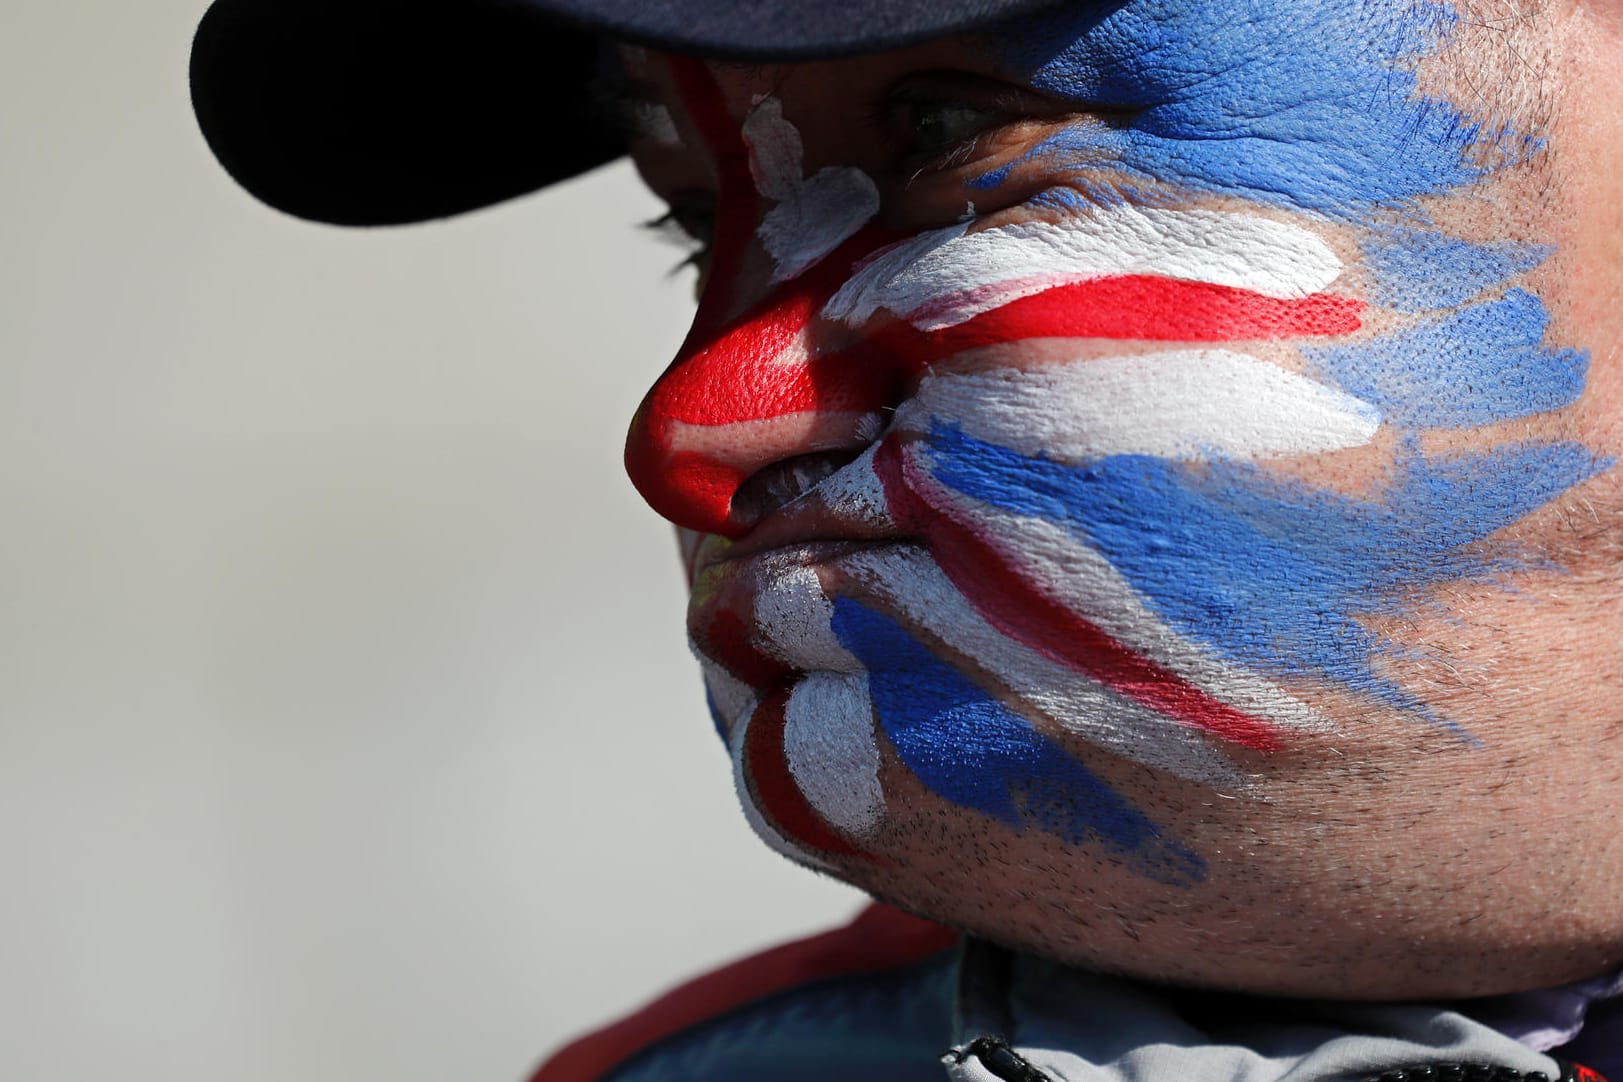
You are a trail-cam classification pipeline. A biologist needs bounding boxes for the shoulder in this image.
[530,904,961,1082]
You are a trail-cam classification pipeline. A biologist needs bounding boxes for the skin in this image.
[616,0,1623,1000]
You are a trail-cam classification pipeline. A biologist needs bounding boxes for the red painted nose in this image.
[623,226,910,538]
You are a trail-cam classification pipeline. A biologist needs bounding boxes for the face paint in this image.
[875,435,1312,752]
[835,546,1264,790]
[895,351,1381,462]
[628,206,1365,537]
[743,96,880,283]
[782,672,886,840]
[824,205,1347,329]
[630,3,1613,885]
[986,0,1527,215]
[910,424,1606,736]
[1306,290,1590,428]
[1361,230,1551,313]
[630,101,683,149]
[830,598,1207,887]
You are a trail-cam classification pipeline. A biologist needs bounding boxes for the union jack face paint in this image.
[621,1,1614,884]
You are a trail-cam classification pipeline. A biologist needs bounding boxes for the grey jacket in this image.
[533,908,1610,1082]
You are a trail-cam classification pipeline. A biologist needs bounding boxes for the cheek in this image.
[650,40,1619,887]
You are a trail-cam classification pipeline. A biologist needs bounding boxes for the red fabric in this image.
[529,904,960,1082]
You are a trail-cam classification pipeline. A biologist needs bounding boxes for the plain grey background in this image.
[2,3,863,1080]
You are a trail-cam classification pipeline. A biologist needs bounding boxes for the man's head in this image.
[611,0,1623,1000]
[192,0,1623,1002]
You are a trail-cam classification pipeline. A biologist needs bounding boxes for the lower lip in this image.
[688,540,910,667]
[704,537,900,571]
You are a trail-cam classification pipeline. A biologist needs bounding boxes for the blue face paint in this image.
[924,424,1612,731]
[703,687,728,742]
[1306,289,1589,429]
[985,0,1530,215]
[830,597,1206,886]
[1362,230,1551,313]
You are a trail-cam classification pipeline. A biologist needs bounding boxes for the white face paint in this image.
[630,101,683,149]
[667,409,879,472]
[838,547,1257,790]
[873,481,1331,738]
[823,205,1344,329]
[748,567,884,837]
[895,351,1381,463]
[741,96,880,282]
[750,562,859,672]
[783,672,885,839]
[696,648,757,737]
[803,441,894,531]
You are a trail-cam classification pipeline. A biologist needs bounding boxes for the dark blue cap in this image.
[190,0,1066,226]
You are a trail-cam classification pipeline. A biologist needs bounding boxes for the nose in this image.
[623,223,911,537]
[623,56,912,538]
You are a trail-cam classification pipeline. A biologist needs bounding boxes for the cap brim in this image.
[189,0,1062,226]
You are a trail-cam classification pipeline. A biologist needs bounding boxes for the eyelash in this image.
[640,207,716,273]
[632,102,1004,279]
[633,85,1100,271]
[877,96,1015,174]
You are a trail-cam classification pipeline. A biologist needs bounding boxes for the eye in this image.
[904,101,1010,160]
[883,89,1020,169]
[877,74,1136,183]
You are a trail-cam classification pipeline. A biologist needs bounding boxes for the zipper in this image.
[946,1037,1055,1082]
[950,1038,1606,1082]
[1364,1060,1604,1082]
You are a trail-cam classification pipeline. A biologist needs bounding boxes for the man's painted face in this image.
[620,0,1623,995]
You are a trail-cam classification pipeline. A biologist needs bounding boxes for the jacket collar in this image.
[946,940,1604,1082]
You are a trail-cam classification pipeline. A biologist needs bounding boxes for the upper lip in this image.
[698,451,907,570]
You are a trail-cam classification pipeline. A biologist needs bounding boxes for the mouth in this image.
[705,443,907,568]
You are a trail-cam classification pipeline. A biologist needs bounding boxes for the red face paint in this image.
[875,437,1285,754]
[743,687,871,860]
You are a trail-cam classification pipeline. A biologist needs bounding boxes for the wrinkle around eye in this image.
[881,111,1132,233]
[878,70,1130,167]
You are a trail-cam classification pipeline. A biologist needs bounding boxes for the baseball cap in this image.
[189,0,1068,226]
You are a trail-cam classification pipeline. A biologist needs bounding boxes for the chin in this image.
[784,744,1623,1001]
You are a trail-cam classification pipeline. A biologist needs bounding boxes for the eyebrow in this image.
[589,53,777,132]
